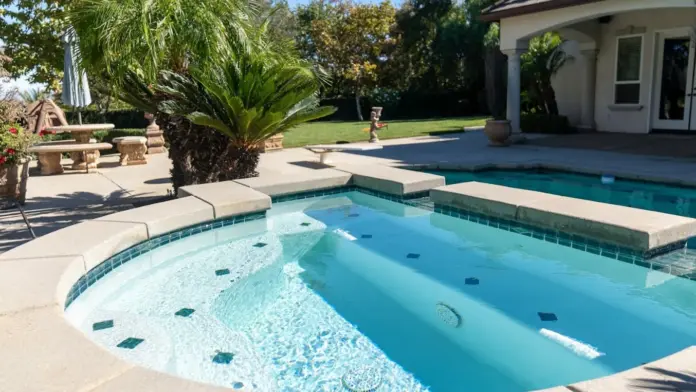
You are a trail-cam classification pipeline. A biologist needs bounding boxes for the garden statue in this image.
[145,113,166,154]
[369,107,383,143]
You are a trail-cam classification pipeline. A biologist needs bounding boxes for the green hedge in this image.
[45,128,146,155]
[64,110,148,129]
[520,113,573,134]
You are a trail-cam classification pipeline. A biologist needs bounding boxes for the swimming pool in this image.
[427,169,696,219]
[65,191,696,391]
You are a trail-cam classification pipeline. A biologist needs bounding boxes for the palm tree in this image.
[522,32,572,115]
[70,0,334,189]
[18,88,50,103]
[157,58,336,180]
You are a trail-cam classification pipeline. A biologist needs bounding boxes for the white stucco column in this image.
[503,48,525,134]
[580,49,598,130]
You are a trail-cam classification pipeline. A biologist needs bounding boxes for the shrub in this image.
[0,124,39,166]
[64,109,148,129]
[520,113,573,134]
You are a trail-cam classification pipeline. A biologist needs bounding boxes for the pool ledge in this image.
[431,182,696,255]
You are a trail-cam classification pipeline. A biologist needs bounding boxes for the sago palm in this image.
[157,57,336,179]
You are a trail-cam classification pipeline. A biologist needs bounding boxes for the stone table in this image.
[46,124,115,170]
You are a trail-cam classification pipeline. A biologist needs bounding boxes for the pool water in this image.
[427,169,696,218]
[65,191,696,391]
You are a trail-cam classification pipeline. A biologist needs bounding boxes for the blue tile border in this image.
[64,211,266,308]
[64,186,430,309]
[433,203,690,273]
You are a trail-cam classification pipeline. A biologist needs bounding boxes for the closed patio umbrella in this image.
[61,27,91,124]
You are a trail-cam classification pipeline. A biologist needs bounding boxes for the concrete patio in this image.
[4,130,696,253]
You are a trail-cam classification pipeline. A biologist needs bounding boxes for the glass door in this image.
[652,29,696,131]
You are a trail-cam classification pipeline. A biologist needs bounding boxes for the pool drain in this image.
[436,302,462,328]
[342,365,382,392]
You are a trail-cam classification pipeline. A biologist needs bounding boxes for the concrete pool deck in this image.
[4,130,696,391]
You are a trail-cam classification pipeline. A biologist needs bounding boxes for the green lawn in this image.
[283,116,488,148]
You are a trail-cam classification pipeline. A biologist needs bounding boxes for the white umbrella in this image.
[61,27,91,124]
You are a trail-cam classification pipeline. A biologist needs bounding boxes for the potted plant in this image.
[483,24,511,147]
[0,124,38,205]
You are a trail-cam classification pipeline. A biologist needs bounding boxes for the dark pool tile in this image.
[175,308,195,317]
[558,238,572,247]
[361,234,373,239]
[571,242,586,251]
[215,269,230,276]
[586,246,601,255]
[300,222,311,227]
[348,213,360,218]
[92,320,114,331]
[538,312,558,322]
[465,277,480,286]
[634,260,651,269]
[253,242,267,248]
[617,254,634,264]
[213,352,235,364]
[117,337,144,349]
[406,253,421,259]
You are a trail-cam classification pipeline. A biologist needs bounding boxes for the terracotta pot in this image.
[484,119,511,147]
[0,160,30,205]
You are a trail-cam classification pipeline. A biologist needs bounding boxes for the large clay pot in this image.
[484,119,511,147]
[0,160,30,205]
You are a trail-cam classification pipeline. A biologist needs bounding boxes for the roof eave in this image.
[480,0,604,22]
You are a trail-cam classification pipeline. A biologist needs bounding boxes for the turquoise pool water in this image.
[428,169,696,218]
[65,191,696,391]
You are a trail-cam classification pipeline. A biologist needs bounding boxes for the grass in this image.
[282,116,488,148]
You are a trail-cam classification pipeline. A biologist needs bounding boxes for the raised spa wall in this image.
[1,164,695,392]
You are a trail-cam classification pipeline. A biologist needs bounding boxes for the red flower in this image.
[6,149,15,155]
[8,128,17,134]
[0,156,6,165]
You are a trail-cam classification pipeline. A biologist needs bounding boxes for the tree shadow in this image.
[0,190,172,253]
[630,367,696,391]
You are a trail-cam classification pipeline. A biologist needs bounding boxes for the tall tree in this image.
[0,0,68,90]
[71,0,334,190]
[304,0,395,120]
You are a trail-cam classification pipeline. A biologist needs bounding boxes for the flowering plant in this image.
[0,123,40,166]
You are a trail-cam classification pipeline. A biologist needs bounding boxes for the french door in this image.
[652,29,696,131]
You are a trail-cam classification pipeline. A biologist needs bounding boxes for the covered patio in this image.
[482,0,696,134]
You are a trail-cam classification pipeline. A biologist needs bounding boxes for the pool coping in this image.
[1,166,694,392]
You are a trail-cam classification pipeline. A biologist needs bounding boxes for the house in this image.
[481,0,696,134]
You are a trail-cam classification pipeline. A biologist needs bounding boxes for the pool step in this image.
[430,182,696,259]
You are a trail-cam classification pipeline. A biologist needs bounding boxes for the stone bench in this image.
[430,182,696,255]
[28,143,113,175]
[112,136,148,166]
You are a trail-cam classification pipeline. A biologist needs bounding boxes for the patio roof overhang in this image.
[480,0,605,22]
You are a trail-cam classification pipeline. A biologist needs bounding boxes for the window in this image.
[614,35,643,104]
